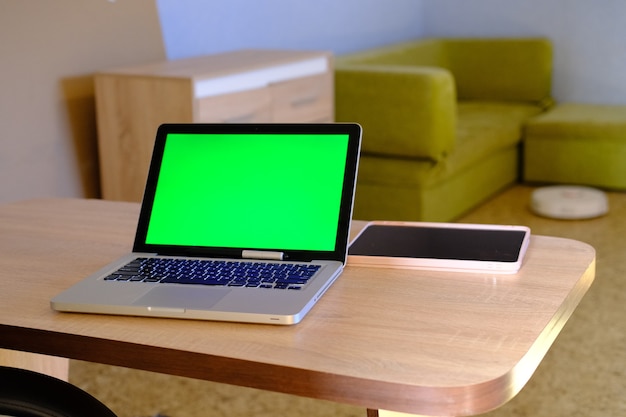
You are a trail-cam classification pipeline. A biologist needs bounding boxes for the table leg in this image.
[0,349,69,381]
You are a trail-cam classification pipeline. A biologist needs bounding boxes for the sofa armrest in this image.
[335,64,456,161]
[443,38,553,103]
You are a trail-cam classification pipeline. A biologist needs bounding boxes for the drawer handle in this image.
[290,94,319,108]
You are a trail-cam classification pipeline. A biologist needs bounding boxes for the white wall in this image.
[422,0,626,105]
[156,0,425,59]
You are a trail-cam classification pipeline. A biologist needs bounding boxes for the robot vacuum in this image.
[531,185,609,220]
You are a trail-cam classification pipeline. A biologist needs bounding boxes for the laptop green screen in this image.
[144,133,350,251]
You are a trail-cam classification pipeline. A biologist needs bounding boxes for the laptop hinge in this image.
[242,250,284,261]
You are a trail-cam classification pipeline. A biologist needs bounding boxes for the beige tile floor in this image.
[70,185,626,417]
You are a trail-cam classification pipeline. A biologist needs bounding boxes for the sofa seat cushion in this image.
[525,103,626,140]
[450,101,545,176]
[354,146,518,222]
[358,101,544,187]
[524,103,626,189]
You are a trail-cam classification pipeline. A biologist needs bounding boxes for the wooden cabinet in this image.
[95,49,334,202]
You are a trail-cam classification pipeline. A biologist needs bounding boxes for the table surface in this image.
[0,198,595,416]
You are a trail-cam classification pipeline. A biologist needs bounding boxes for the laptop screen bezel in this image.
[132,123,362,263]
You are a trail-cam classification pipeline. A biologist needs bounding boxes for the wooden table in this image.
[0,199,595,417]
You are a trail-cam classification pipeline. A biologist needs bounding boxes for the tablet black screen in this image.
[348,225,527,262]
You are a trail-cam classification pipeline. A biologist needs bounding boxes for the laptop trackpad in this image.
[133,286,229,310]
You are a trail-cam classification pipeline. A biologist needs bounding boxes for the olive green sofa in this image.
[335,38,553,221]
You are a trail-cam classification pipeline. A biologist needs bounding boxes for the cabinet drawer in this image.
[270,73,333,122]
[196,87,272,123]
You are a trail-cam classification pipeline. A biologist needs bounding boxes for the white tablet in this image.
[348,221,531,274]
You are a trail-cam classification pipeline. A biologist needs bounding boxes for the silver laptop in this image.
[52,123,361,325]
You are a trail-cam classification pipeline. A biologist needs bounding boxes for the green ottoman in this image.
[524,103,626,189]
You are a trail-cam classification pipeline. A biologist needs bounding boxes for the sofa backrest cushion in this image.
[339,37,553,105]
[442,38,553,103]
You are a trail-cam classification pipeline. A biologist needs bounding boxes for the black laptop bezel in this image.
[132,123,362,263]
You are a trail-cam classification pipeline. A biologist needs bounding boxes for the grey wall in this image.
[155,0,425,58]
[423,0,626,105]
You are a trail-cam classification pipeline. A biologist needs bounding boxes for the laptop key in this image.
[105,258,321,289]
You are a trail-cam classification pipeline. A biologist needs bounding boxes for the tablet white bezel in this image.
[347,220,531,274]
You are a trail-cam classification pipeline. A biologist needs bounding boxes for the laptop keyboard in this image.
[103,257,321,290]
